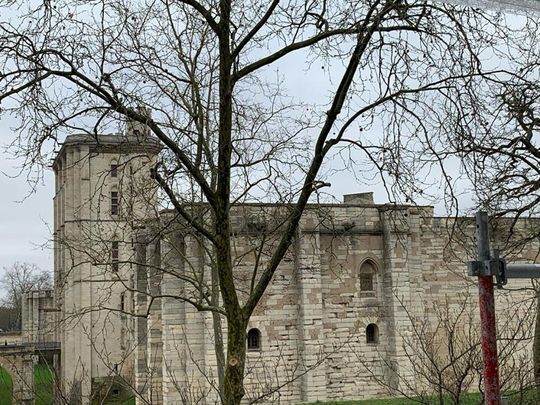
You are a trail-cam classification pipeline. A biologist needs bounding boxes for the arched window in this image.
[360,260,376,291]
[366,323,379,344]
[247,328,261,351]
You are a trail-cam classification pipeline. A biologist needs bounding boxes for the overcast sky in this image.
[0,53,386,277]
[0,113,53,274]
[0,0,537,278]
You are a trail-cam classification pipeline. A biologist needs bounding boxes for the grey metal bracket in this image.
[468,260,488,276]
[493,251,507,289]
[467,253,507,289]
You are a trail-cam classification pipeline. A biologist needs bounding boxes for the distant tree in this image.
[0,306,19,332]
[0,262,52,329]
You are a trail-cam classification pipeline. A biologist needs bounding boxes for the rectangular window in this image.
[110,164,118,178]
[111,191,119,215]
[111,241,119,272]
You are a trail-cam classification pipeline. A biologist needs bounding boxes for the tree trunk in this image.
[223,315,247,405]
[534,290,540,392]
[211,262,226,397]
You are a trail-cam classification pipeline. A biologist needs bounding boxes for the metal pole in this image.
[506,264,540,278]
[476,211,501,405]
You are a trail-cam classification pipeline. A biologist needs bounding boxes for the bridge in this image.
[0,341,60,405]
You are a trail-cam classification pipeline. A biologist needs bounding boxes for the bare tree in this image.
[2,0,540,404]
[449,63,540,396]
[355,287,537,405]
[0,262,51,329]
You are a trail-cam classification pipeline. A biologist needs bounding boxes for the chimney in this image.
[127,106,151,138]
[343,192,374,205]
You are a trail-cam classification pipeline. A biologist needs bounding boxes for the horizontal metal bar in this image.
[506,264,540,279]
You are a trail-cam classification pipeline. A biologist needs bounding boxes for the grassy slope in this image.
[303,390,540,405]
[35,364,54,405]
[0,364,54,405]
[0,366,12,404]
[1,366,538,405]
[301,393,481,405]
[0,365,136,405]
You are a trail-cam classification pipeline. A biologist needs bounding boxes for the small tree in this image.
[356,289,536,405]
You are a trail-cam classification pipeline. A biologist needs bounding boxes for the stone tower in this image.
[52,128,160,403]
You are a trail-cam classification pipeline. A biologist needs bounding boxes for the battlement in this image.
[53,133,161,171]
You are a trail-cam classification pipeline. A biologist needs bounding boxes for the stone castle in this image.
[21,126,538,404]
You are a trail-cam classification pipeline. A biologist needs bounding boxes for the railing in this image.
[34,341,60,351]
[0,341,60,352]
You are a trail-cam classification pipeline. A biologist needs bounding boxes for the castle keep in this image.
[48,132,537,404]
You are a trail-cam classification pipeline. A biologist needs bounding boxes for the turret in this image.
[53,127,160,403]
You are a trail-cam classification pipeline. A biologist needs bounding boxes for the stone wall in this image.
[132,202,539,404]
[53,134,539,404]
[53,132,160,403]
[21,289,57,344]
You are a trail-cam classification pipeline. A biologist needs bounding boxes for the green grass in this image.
[504,389,540,405]
[0,365,12,405]
[1,367,538,405]
[35,364,54,405]
[351,392,482,405]
[300,393,483,405]
[0,364,55,405]
[0,364,136,405]
[302,390,540,405]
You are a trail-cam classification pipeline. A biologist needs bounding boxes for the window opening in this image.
[247,328,261,351]
[360,261,375,291]
[110,164,118,178]
[366,323,379,344]
[111,191,119,215]
[111,241,119,272]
